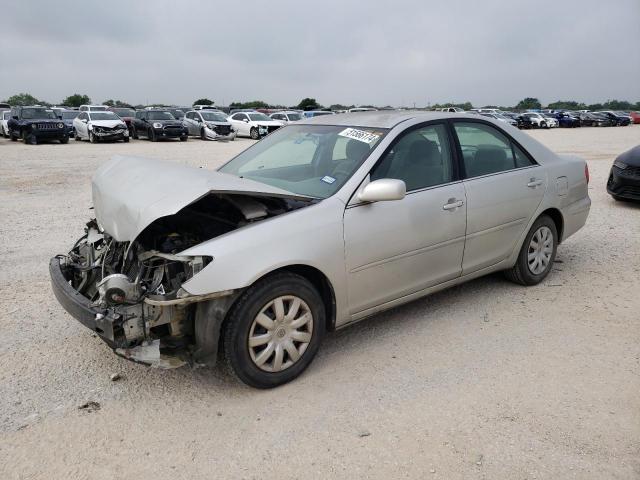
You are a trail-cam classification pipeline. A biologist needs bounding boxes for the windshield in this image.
[147,111,175,120]
[111,108,135,117]
[61,111,78,119]
[219,125,388,199]
[248,113,271,122]
[90,112,119,120]
[201,111,227,122]
[22,108,55,119]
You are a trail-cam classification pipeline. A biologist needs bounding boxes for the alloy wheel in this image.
[248,295,313,372]
[528,226,553,275]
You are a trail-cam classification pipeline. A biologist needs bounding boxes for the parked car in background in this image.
[607,145,640,202]
[439,107,465,113]
[184,110,235,141]
[630,111,640,124]
[349,107,378,112]
[193,105,219,111]
[270,111,303,123]
[49,111,591,388]
[131,109,188,141]
[79,105,108,112]
[7,106,68,144]
[73,111,129,143]
[522,112,550,128]
[59,110,79,137]
[501,112,532,129]
[1,110,11,138]
[228,111,284,139]
[480,112,517,127]
[107,107,136,133]
[579,112,613,127]
[302,110,336,118]
[598,111,631,126]
[541,114,558,128]
[555,112,581,128]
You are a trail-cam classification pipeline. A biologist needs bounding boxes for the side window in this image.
[371,123,454,191]
[453,122,533,178]
[235,113,248,121]
[186,112,193,120]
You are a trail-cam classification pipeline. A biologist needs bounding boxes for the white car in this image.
[227,111,284,139]
[73,111,129,143]
[79,105,108,112]
[183,110,236,141]
[349,107,378,112]
[523,112,555,129]
[439,107,464,113]
[269,111,303,123]
[1,110,11,138]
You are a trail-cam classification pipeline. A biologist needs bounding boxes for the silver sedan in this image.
[50,111,591,388]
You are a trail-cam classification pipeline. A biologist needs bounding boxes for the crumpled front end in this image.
[203,123,236,141]
[50,220,230,368]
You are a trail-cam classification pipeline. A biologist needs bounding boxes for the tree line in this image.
[3,92,639,112]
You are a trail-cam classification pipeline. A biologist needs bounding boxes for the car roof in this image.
[300,111,481,128]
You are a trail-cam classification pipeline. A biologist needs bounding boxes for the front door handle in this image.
[527,178,543,188]
[443,199,464,210]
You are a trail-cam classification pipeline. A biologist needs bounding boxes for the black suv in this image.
[7,106,69,144]
[131,109,188,141]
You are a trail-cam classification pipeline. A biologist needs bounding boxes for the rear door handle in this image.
[443,199,464,210]
[527,179,543,188]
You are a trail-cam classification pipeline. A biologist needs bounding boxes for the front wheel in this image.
[222,272,325,388]
[89,131,98,143]
[123,136,130,143]
[59,136,69,144]
[131,127,138,139]
[180,135,188,142]
[200,128,206,140]
[149,128,157,142]
[504,215,557,286]
[249,127,259,140]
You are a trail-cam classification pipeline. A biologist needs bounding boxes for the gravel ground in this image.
[1,126,639,479]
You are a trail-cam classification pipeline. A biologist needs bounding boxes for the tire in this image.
[541,122,547,129]
[89,131,98,143]
[249,127,259,140]
[222,272,325,388]
[504,215,558,286]
[75,134,81,141]
[180,135,187,142]
[59,136,69,144]
[200,128,206,140]
[10,130,17,141]
[123,136,130,143]
[149,128,157,142]
[131,127,138,139]
[23,130,37,145]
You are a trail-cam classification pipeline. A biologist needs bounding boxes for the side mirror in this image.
[358,179,406,203]
[82,119,88,123]
[243,118,249,123]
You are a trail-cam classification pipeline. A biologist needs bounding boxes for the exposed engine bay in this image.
[56,193,312,366]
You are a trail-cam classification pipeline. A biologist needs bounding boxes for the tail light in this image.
[585,164,590,184]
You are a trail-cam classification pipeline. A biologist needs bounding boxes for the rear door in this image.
[343,122,467,315]
[451,121,545,274]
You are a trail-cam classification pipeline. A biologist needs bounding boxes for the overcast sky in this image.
[1,0,638,107]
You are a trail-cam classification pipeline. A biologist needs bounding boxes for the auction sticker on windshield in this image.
[338,128,380,144]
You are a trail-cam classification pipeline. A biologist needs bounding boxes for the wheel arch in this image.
[258,264,337,332]
[539,207,564,243]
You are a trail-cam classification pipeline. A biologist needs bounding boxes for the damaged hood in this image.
[92,156,305,242]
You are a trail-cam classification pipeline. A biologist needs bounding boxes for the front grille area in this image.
[213,125,231,135]
[163,126,183,133]
[37,123,61,130]
[622,166,640,177]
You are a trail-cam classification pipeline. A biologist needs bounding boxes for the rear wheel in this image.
[131,127,138,139]
[222,272,325,388]
[505,215,557,286]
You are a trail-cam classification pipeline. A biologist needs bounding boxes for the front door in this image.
[343,123,467,315]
